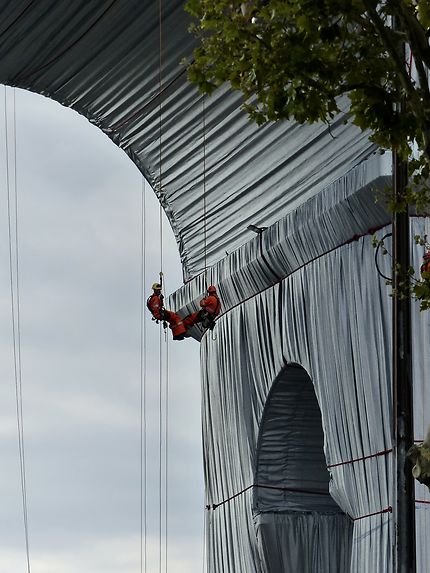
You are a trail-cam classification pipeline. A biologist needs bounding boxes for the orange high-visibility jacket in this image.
[147,293,164,321]
[200,293,221,316]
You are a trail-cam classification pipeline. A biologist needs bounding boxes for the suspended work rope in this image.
[202,96,208,286]
[140,178,148,573]
[200,104,209,560]
[159,320,163,573]
[4,86,31,573]
[164,332,169,573]
[157,3,170,573]
[158,0,164,281]
[156,271,170,573]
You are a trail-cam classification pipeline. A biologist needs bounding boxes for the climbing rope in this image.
[111,67,188,132]
[140,178,148,573]
[158,0,164,284]
[4,86,31,573]
[202,96,208,286]
[158,313,163,573]
[164,334,170,573]
[157,3,170,572]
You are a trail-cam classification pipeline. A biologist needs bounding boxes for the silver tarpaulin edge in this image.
[0,0,377,278]
[201,217,430,572]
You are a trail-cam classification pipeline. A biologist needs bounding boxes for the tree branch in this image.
[393,0,430,69]
[387,1,430,159]
[362,0,417,98]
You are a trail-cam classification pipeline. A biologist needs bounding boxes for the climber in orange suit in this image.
[199,285,221,328]
[183,285,221,331]
[147,282,188,340]
[148,282,221,339]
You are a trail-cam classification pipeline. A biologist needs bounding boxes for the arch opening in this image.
[253,364,352,573]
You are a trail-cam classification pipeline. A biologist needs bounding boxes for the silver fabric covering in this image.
[200,211,430,573]
[167,155,430,571]
[1,3,429,571]
[0,0,376,279]
[169,153,392,337]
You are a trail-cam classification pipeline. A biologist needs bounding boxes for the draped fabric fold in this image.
[0,3,429,569]
[201,215,430,572]
[0,0,377,278]
[169,153,392,339]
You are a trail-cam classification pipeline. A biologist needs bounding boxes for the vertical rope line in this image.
[158,321,163,573]
[140,177,147,573]
[201,361,207,573]
[4,86,30,573]
[158,274,169,573]
[13,87,30,573]
[158,0,163,277]
[164,335,169,573]
[158,4,164,573]
[140,180,143,573]
[202,97,208,287]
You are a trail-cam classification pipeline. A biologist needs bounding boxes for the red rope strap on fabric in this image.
[206,483,330,511]
[327,448,392,469]
[416,499,430,505]
[206,484,393,523]
[210,224,388,321]
[206,485,254,511]
[351,506,392,521]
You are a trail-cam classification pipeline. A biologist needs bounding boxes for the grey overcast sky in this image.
[0,87,203,572]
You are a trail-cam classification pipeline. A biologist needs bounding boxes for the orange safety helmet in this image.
[207,285,217,294]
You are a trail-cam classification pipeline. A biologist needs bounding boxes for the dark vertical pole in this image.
[392,152,416,573]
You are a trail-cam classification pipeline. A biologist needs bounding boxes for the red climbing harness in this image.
[147,282,221,339]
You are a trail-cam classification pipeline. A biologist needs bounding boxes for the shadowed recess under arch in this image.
[253,364,353,573]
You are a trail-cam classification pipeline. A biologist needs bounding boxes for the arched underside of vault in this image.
[0,0,376,279]
[253,364,353,573]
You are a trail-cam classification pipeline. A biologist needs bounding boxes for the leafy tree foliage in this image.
[186,0,430,164]
[186,0,430,307]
